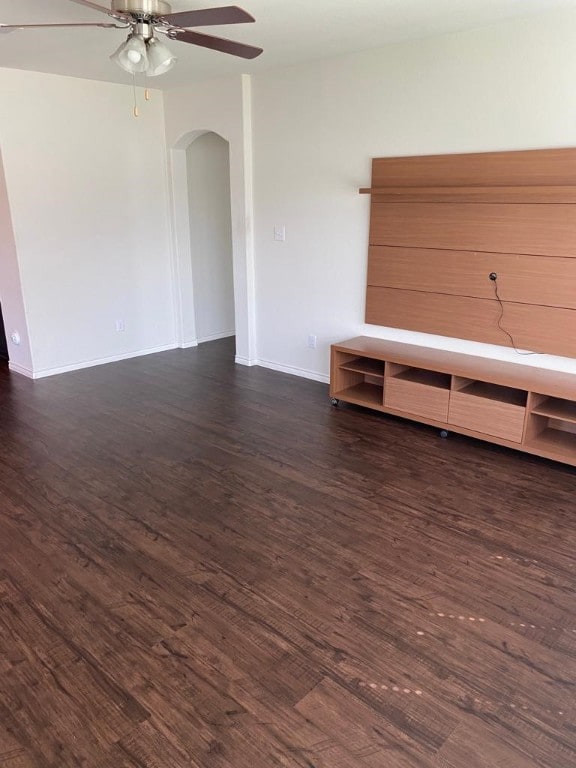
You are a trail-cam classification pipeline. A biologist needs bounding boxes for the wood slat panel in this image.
[371,148,576,188]
[367,246,576,309]
[369,203,576,257]
[365,287,576,358]
[361,186,576,203]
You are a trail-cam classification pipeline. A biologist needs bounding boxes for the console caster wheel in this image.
[331,398,340,407]
[439,430,450,439]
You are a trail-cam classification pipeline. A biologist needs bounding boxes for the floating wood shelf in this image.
[359,185,576,203]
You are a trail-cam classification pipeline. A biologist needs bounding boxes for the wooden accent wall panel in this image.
[366,287,576,358]
[364,148,576,357]
[369,202,576,257]
[367,246,576,310]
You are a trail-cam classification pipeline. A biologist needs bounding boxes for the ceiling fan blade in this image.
[66,0,114,14]
[169,29,263,59]
[66,0,130,21]
[0,22,124,30]
[162,6,255,28]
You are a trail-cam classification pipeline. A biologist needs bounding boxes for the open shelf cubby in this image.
[453,379,527,407]
[531,396,576,424]
[336,381,384,407]
[391,366,451,389]
[339,356,385,379]
[332,351,385,408]
[526,414,576,454]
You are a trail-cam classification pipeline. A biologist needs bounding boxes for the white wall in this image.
[0,67,175,377]
[187,132,235,343]
[252,8,576,382]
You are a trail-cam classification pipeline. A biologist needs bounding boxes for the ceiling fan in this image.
[0,1,263,77]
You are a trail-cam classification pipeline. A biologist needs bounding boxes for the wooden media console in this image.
[331,337,576,467]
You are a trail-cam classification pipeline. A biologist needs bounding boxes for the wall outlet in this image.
[10,331,20,346]
[274,225,286,242]
[308,334,317,349]
[115,319,125,332]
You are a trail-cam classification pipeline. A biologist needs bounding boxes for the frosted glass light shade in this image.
[146,38,177,76]
[111,34,148,74]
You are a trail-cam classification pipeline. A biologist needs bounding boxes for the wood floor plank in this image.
[434,722,540,768]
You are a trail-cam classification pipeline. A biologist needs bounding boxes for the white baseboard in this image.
[235,355,257,367]
[8,361,34,378]
[12,344,328,385]
[198,330,235,344]
[255,358,329,384]
[31,343,178,379]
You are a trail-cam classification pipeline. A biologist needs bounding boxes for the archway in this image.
[187,132,235,346]
[169,127,254,364]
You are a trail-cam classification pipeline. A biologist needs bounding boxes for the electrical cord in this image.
[490,274,539,356]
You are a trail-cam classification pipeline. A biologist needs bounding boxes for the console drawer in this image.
[449,389,526,443]
[385,376,450,422]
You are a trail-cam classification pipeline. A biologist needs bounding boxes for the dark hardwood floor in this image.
[0,337,575,767]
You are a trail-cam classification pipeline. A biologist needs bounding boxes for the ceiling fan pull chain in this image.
[132,74,139,118]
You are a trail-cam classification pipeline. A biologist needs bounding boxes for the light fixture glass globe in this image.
[146,37,177,77]
[110,34,149,74]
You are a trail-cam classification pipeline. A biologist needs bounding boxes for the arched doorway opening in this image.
[170,127,256,365]
[186,132,235,348]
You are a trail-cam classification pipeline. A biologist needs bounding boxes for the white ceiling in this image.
[0,0,575,89]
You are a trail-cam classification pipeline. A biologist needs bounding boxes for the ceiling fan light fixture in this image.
[8,3,262,80]
[146,37,177,77]
[110,33,148,74]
